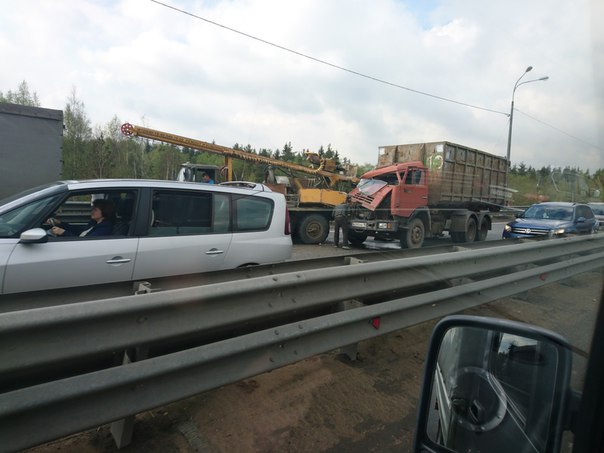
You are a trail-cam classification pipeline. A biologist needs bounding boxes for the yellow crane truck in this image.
[121,123,359,244]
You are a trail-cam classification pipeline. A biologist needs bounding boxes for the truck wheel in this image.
[297,214,329,244]
[348,230,368,246]
[465,218,477,243]
[451,218,477,243]
[476,219,489,241]
[401,218,425,249]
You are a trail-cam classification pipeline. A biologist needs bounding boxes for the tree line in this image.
[509,163,604,204]
[2,81,362,183]
[1,80,602,203]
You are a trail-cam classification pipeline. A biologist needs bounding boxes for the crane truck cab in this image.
[177,163,223,184]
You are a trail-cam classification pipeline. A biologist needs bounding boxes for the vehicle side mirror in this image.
[575,217,586,224]
[19,228,49,244]
[413,315,572,453]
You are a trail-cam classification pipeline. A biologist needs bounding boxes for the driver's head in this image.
[92,199,115,221]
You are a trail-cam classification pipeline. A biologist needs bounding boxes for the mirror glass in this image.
[425,326,561,453]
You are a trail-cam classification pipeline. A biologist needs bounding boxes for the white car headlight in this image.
[552,228,565,235]
[504,225,512,232]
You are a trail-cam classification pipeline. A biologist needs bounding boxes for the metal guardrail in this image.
[1,234,603,451]
[0,238,521,313]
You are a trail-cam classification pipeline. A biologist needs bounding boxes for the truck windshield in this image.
[356,178,389,196]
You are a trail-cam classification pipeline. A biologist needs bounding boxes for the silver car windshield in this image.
[0,182,65,210]
[0,194,64,238]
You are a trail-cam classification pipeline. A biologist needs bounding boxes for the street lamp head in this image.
[506,65,545,176]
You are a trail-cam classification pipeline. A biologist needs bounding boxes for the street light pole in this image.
[505,66,549,168]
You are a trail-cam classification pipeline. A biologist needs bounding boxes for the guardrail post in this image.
[110,350,135,448]
[337,257,365,360]
[110,347,149,448]
[112,277,154,448]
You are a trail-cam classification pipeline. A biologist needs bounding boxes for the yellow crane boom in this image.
[120,123,358,186]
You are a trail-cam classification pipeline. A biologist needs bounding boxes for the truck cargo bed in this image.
[378,141,508,209]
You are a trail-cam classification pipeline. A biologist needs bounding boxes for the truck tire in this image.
[465,218,477,243]
[451,218,477,243]
[348,230,368,246]
[476,218,489,241]
[401,218,425,249]
[297,214,329,244]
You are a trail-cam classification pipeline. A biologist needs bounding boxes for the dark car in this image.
[588,202,604,230]
[502,202,597,239]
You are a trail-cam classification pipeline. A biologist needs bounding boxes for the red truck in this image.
[348,141,509,248]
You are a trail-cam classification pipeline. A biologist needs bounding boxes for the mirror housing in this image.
[413,315,572,453]
[19,228,49,244]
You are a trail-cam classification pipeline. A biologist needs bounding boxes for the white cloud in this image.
[1,0,602,172]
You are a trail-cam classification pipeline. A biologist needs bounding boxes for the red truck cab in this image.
[350,162,428,218]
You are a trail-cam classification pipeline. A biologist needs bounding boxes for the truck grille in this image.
[352,193,375,204]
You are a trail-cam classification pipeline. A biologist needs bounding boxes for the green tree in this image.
[324,144,335,159]
[87,118,124,178]
[282,142,295,162]
[148,144,185,180]
[357,163,374,176]
[0,80,40,106]
[516,162,527,176]
[63,87,92,178]
[88,132,116,179]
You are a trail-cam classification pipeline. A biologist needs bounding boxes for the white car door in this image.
[133,189,233,279]
[3,236,139,294]
[0,186,140,295]
[0,241,16,293]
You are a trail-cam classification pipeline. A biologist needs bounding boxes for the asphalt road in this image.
[294,222,507,260]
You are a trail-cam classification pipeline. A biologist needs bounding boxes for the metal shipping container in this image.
[0,103,63,199]
[377,141,509,208]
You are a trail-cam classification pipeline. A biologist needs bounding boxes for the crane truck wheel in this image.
[401,218,425,249]
[297,214,329,244]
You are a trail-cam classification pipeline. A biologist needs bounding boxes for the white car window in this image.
[233,195,273,231]
[150,190,223,236]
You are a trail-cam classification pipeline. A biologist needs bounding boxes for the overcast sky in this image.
[2,0,603,171]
